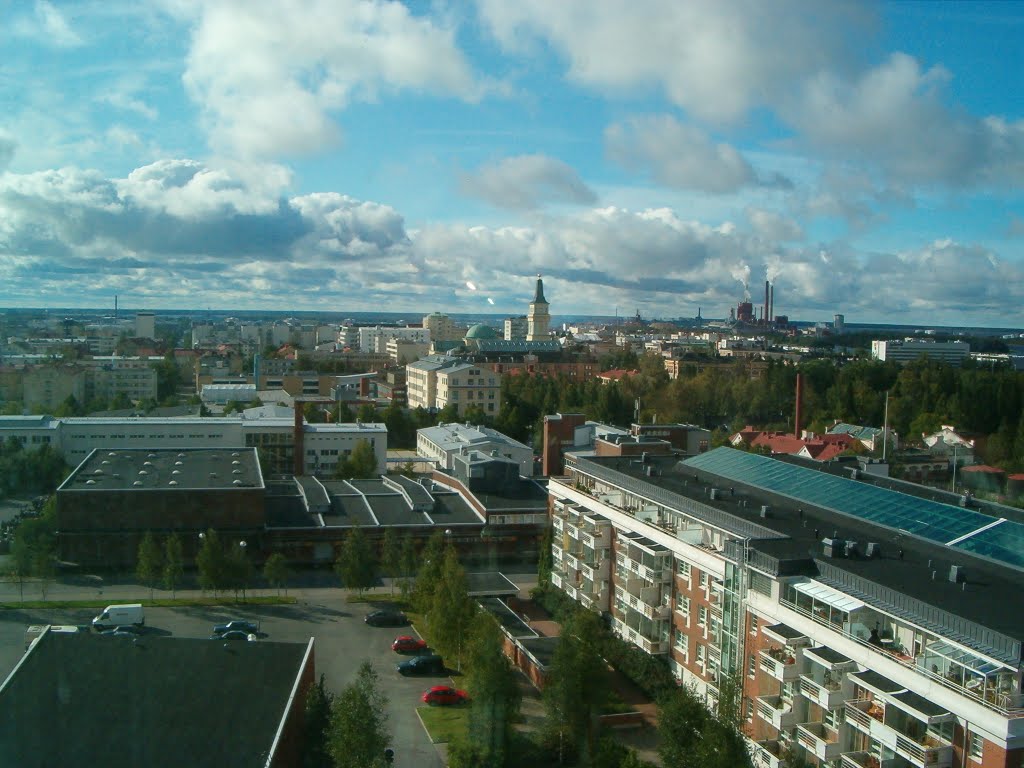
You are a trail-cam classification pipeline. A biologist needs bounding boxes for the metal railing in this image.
[780,598,1024,718]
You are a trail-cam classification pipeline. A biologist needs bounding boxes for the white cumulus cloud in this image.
[459,154,597,210]
[177,0,485,158]
[605,115,776,193]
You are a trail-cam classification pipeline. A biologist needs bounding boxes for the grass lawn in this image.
[417,705,470,744]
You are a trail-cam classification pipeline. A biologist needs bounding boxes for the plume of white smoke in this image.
[730,263,751,300]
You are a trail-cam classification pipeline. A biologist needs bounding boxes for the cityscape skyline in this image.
[1,1,1022,326]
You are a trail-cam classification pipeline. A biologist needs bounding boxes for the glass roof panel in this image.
[953,520,1024,568]
[684,448,1002,553]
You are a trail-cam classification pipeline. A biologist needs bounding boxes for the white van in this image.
[92,604,145,630]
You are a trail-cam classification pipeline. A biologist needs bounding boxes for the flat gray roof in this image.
[59,448,264,491]
[0,632,311,768]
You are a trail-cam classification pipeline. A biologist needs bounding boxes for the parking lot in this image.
[0,595,448,768]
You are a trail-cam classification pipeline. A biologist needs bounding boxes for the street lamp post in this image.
[238,540,248,600]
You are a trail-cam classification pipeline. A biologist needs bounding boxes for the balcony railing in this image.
[759,648,801,682]
[796,722,842,761]
[845,699,883,734]
[894,734,952,768]
[840,753,891,768]
[780,597,1024,718]
[756,695,799,730]
[799,674,847,709]
[751,739,783,768]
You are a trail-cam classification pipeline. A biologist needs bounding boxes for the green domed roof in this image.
[465,323,498,340]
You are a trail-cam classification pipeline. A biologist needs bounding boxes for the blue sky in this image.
[0,0,1022,326]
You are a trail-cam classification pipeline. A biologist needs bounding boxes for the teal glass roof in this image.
[953,520,1024,569]
[683,448,1024,568]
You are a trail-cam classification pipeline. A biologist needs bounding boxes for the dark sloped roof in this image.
[0,632,311,768]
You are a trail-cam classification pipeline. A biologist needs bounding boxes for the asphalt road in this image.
[0,595,448,768]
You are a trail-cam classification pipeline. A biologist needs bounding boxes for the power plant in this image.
[732,278,781,328]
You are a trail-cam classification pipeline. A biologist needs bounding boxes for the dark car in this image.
[213,630,257,641]
[365,610,408,628]
[421,686,469,706]
[397,654,444,676]
[391,635,428,654]
[212,619,260,636]
[100,625,143,637]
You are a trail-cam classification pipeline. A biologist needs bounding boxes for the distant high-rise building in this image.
[834,313,845,334]
[504,315,528,340]
[423,312,460,343]
[526,276,550,341]
[134,312,156,340]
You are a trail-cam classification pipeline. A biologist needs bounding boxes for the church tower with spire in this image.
[526,275,551,341]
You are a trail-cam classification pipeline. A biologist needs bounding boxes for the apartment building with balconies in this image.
[546,447,1024,767]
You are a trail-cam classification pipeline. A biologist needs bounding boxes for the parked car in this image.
[212,620,260,636]
[213,630,257,642]
[365,610,408,628]
[421,686,469,706]
[391,635,427,654]
[396,654,444,676]
[101,626,144,638]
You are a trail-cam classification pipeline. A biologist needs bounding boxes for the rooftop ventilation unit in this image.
[949,565,965,583]
[844,540,858,558]
[822,538,845,558]
[759,505,772,518]
[864,542,881,558]
[709,488,720,500]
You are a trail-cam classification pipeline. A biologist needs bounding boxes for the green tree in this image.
[33,547,56,599]
[162,533,184,598]
[461,612,522,767]
[543,610,610,767]
[334,525,378,594]
[304,674,335,768]
[412,529,446,614]
[196,528,227,595]
[428,546,477,671]
[9,532,33,601]
[226,540,255,599]
[327,661,390,768]
[331,401,356,423]
[657,682,754,768]
[334,440,379,480]
[264,553,291,595]
[356,403,377,423]
[398,532,417,601]
[380,528,400,596]
[537,523,553,586]
[136,531,164,599]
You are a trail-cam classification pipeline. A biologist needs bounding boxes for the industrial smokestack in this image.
[769,284,774,324]
[795,374,803,438]
[764,280,770,327]
[114,294,118,320]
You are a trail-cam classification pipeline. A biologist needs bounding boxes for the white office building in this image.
[871,339,971,367]
[417,423,533,476]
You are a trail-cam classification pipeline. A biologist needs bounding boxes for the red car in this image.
[391,635,428,654]
[421,686,469,706]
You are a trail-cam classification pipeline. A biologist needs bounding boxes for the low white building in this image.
[417,423,533,476]
[872,338,971,367]
[0,414,387,477]
[358,325,430,353]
